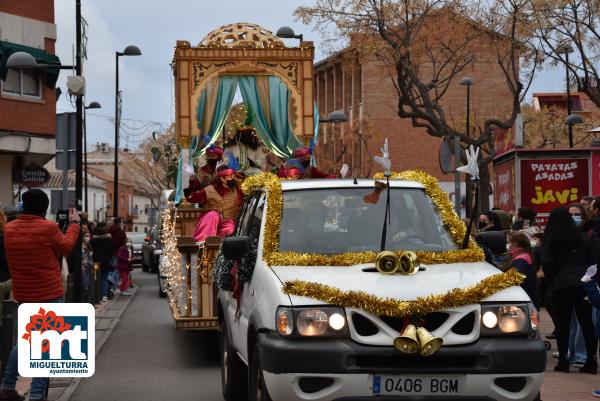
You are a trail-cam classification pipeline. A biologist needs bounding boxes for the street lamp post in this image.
[84,101,101,211]
[560,44,575,147]
[113,45,141,219]
[565,114,584,145]
[319,110,347,172]
[276,26,303,42]
[458,77,474,216]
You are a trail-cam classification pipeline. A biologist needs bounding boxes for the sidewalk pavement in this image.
[13,286,137,401]
[540,309,600,401]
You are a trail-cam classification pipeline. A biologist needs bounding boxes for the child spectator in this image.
[507,231,539,307]
[116,238,133,296]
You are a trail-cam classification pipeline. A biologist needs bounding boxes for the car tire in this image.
[220,321,248,401]
[249,343,272,401]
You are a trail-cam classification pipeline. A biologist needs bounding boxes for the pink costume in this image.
[186,169,243,243]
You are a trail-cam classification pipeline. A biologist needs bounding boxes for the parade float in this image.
[162,23,316,330]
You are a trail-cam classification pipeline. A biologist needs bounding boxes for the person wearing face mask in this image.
[186,165,244,244]
[478,211,501,232]
[511,207,541,242]
[570,203,593,236]
[186,145,224,196]
[279,147,334,179]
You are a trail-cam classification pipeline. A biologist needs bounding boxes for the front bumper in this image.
[257,332,545,401]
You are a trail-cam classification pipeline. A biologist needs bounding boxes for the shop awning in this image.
[0,41,62,88]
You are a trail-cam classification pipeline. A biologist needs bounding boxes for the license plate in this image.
[372,375,463,395]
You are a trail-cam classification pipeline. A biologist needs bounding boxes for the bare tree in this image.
[534,0,600,107]
[296,0,540,209]
[126,124,178,208]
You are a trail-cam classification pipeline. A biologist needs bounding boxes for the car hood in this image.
[133,244,143,251]
[270,262,529,305]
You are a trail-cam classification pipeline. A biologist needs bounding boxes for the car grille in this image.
[347,305,480,346]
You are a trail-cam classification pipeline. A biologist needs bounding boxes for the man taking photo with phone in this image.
[0,189,80,401]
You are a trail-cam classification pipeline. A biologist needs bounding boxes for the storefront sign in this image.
[520,158,589,214]
[493,160,515,211]
[16,164,50,187]
[493,115,523,158]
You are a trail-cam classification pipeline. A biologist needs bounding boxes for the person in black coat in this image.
[90,224,114,302]
[542,207,600,374]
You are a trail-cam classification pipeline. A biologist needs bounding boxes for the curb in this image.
[54,287,137,401]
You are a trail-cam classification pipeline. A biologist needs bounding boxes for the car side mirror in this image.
[222,236,250,260]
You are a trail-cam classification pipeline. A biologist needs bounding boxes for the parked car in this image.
[142,225,161,274]
[217,177,545,401]
[157,251,166,298]
[125,232,146,267]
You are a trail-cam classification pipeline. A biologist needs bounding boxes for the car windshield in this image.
[125,233,147,244]
[279,187,458,254]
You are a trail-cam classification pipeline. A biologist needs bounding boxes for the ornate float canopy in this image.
[173,22,315,148]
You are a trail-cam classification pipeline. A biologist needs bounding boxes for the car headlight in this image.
[480,303,536,336]
[275,306,348,338]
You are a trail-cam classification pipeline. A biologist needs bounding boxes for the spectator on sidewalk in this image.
[0,210,10,282]
[511,207,541,242]
[90,224,114,303]
[81,231,93,297]
[542,207,600,374]
[581,265,600,397]
[0,189,80,401]
[479,211,502,232]
[583,197,600,237]
[116,238,133,296]
[507,231,538,307]
[108,217,126,296]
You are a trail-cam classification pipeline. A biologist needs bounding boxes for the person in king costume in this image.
[223,127,267,177]
[186,164,244,243]
[278,147,334,179]
[188,145,224,192]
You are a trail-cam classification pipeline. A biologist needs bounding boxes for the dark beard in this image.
[227,180,237,188]
[300,160,310,168]
[207,159,218,168]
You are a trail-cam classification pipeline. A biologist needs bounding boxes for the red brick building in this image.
[0,0,59,206]
[313,14,515,190]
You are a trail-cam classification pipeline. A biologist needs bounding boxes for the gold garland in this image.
[242,171,483,266]
[282,269,524,318]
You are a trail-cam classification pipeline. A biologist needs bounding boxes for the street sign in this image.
[438,137,453,174]
[15,163,50,187]
[56,112,76,170]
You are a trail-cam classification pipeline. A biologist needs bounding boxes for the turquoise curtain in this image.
[238,76,297,158]
[194,76,239,156]
[176,77,238,203]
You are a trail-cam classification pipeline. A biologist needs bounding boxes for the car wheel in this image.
[220,321,248,401]
[249,343,272,401]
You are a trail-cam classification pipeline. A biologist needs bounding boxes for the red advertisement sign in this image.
[592,151,600,195]
[493,160,515,211]
[493,126,515,158]
[520,158,589,214]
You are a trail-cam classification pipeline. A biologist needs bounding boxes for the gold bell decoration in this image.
[375,251,420,275]
[393,325,444,356]
[398,251,419,275]
[416,327,443,356]
[393,324,420,354]
[375,251,400,274]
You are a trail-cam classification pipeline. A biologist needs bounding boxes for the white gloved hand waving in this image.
[374,138,391,177]
[456,145,480,180]
[582,264,598,283]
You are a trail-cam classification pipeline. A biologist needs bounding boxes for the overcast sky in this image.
[54,0,565,150]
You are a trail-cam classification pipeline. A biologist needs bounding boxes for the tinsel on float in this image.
[242,171,484,266]
[282,269,525,318]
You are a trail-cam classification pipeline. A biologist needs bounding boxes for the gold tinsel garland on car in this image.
[242,171,484,266]
[282,269,525,318]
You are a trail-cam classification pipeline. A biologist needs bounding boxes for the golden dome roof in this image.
[199,22,285,49]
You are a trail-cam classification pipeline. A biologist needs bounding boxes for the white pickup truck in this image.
[216,173,545,401]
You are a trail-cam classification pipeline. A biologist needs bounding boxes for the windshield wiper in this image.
[380,175,391,251]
